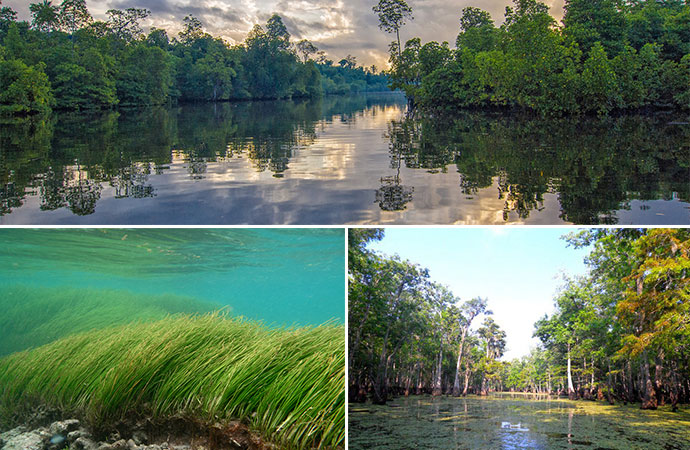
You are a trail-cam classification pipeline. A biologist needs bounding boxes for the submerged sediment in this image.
[0,417,275,450]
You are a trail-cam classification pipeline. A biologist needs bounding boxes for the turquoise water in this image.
[0,228,344,354]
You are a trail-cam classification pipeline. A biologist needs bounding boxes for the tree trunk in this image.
[433,340,443,396]
[452,327,469,396]
[547,369,552,394]
[462,365,471,396]
[567,343,576,400]
[606,361,614,405]
[655,352,665,406]
[641,350,657,410]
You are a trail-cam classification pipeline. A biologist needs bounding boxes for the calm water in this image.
[349,394,690,449]
[1,94,688,224]
[0,228,344,355]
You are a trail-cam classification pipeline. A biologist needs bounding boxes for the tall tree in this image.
[30,0,59,33]
[58,0,92,35]
[373,0,413,59]
[106,8,150,42]
[266,14,290,50]
[617,229,690,410]
[178,15,204,44]
[296,39,318,63]
[562,0,626,56]
[452,297,490,396]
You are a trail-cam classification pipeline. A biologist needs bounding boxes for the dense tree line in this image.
[375,0,690,115]
[511,229,690,410]
[349,229,507,404]
[349,228,690,410]
[0,0,388,115]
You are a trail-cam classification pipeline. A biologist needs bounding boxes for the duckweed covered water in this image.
[0,228,344,356]
[349,394,690,449]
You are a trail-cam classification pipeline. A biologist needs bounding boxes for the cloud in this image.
[6,0,565,65]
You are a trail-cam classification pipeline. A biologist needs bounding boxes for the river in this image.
[1,94,687,224]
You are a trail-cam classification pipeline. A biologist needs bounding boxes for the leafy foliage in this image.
[0,3,388,115]
[379,0,690,115]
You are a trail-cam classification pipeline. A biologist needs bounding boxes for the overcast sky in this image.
[7,0,565,67]
[369,228,590,361]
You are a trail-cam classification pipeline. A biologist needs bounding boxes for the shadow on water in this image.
[0,94,687,224]
[348,394,690,449]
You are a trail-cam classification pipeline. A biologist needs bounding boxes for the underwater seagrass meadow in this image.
[0,228,345,449]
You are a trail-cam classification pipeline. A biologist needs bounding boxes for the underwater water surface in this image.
[0,228,345,356]
[349,394,690,449]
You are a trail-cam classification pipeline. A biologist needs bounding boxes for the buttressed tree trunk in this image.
[641,350,658,410]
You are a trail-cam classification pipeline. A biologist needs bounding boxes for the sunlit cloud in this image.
[6,0,565,66]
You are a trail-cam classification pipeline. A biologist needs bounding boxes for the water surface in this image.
[0,228,345,355]
[1,95,687,224]
[349,394,690,449]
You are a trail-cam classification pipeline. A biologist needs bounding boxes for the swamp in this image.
[349,394,690,449]
[348,228,690,449]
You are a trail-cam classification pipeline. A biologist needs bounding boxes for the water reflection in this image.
[387,112,690,224]
[0,94,688,224]
[348,395,690,449]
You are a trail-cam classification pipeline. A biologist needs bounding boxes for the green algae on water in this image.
[349,394,690,450]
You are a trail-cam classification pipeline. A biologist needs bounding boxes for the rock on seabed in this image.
[0,421,194,450]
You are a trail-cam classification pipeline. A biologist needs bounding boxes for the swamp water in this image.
[349,394,690,449]
[0,228,345,356]
[1,94,688,225]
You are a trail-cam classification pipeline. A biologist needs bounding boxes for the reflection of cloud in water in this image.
[2,95,688,225]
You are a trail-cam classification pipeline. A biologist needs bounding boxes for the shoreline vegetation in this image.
[348,229,690,412]
[0,0,388,116]
[376,0,690,115]
[0,313,345,449]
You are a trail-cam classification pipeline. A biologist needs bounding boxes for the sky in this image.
[7,0,566,67]
[368,227,591,361]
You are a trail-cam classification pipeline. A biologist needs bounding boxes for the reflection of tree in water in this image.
[496,171,547,221]
[376,176,414,211]
[111,163,155,199]
[377,118,415,211]
[65,177,102,216]
[0,117,55,214]
[39,164,104,215]
[0,97,352,216]
[385,112,690,224]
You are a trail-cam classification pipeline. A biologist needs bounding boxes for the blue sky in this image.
[7,1,565,67]
[368,227,591,360]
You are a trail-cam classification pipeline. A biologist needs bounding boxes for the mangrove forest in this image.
[377,0,690,115]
